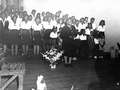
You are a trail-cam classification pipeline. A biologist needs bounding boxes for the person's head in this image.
[48,16,51,23]
[81,29,85,35]
[28,15,32,21]
[23,11,27,16]
[67,18,72,27]
[36,13,40,18]
[75,20,79,26]
[80,17,84,24]
[84,17,88,23]
[90,17,95,23]
[72,18,76,25]
[12,15,17,23]
[58,18,63,25]
[35,17,41,24]
[19,12,23,18]
[31,9,36,16]
[20,7,24,12]
[55,16,59,23]
[46,11,50,17]
[99,20,105,26]
[87,23,92,29]
[24,15,28,22]
[42,12,45,17]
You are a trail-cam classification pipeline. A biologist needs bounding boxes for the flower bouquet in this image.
[41,47,64,69]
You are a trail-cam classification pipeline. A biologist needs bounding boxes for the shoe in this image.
[65,64,68,67]
[73,57,77,60]
[94,56,97,59]
[68,64,74,67]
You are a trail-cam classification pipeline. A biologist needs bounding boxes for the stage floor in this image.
[3,51,120,90]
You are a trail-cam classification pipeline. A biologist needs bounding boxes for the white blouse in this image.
[80,35,87,41]
[92,23,97,30]
[94,38,99,44]
[32,22,43,31]
[43,21,53,29]
[50,32,58,38]
[20,21,31,29]
[78,23,86,32]
[8,20,20,30]
[97,25,105,32]
[85,28,93,35]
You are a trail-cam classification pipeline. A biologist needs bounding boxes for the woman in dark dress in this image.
[60,18,77,67]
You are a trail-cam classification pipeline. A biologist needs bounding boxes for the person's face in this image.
[59,19,63,24]
[80,18,84,23]
[67,19,72,26]
[48,17,51,22]
[76,20,79,26]
[42,12,45,17]
[90,18,95,23]
[32,10,36,16]
[55,17,59,22]
[24,15,28,21]
[88,23,92,29]
[85,17,88,23]
[13,16,17,22]
[72,19,76,25]
[29,15,32,21]
[36,18,41,24]
[36,13,40,18]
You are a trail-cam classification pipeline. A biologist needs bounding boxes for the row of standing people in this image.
[0,9,105,60]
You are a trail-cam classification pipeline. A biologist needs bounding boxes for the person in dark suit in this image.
[60,18,77,67]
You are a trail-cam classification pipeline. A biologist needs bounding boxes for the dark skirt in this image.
[99,32,105,38]
[21,29,30,45]
[62,38,76,57]
[2,28,9,45]
[10,30,20,45]
[33,31,42,45]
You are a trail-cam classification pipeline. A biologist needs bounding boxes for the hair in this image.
[99,20,105,26]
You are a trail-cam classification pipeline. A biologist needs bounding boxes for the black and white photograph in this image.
[0,0,120,90]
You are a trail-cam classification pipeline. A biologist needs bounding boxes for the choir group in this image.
[0,7,105,66]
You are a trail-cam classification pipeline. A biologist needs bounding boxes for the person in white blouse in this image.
[32,17,43,56]
[85,23,93,36]
[20,15,31,56]
[9,15,20,56]
[78,18,86,33]
[79,29,88,58]
[90,17,97,30]
[97,20,105,38]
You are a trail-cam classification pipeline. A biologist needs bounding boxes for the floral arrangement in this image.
[41,47,64,69]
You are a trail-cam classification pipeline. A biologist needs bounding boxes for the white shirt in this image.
[92,23,97,30]
[57,24,64,32]
[6,16,12,24]
[32,22,43,31]
[94,38,99,44]
[43,21,53,29]
[8,20,20,30]
[50,32,58,38]
[20,21,31,29]
[78,23,86,32]
[80,35,87,41]
[85,28,93,35]
[97,25,105,32]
